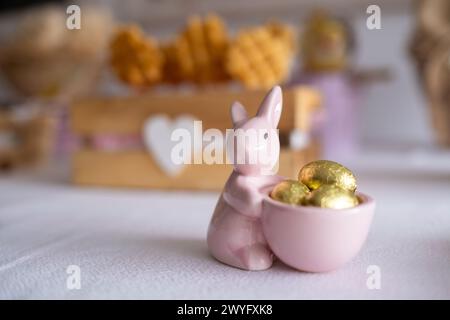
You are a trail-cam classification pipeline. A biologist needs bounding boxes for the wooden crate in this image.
[70,86,321,190]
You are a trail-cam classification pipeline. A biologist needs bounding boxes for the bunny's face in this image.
[227,86,283,176]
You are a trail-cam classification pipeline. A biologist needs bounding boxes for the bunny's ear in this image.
[230,101,248,125]
[256,86,282,128]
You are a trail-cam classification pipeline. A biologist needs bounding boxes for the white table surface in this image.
[1,148,450,299]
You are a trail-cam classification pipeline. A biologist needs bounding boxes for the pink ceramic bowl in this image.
[261,192,375,273]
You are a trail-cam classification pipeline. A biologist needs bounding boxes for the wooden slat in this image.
[72,146,319,190]
[70,86,320,135]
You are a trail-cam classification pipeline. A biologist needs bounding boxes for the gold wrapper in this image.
[270,180,310,205]
[298,160,357,192]
[304,185,359,209]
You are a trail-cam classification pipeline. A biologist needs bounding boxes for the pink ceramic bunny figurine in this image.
[207,86,284,270]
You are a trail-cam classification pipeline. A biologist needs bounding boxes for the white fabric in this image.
[1,150,450,299]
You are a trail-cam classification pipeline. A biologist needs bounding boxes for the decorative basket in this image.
[410,0,450,147]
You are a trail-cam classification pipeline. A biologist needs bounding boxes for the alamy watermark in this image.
[366,265,381,290]
[168,121,280,175]
[66,265,81,290]
[66,5,81,30]
[366,5,381,30]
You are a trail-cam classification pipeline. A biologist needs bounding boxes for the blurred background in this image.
[1,0,450,300]
[0,0,448,185]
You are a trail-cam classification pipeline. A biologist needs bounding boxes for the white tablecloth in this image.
[1,149,450,299]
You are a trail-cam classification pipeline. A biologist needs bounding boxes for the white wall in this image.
[352,13,434,145]
[0,0,435,145]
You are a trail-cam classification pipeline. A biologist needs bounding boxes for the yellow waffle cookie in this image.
[226,24,294,89]
[164,14,230,84]
[266,21,296,52]
[110,25,164,87]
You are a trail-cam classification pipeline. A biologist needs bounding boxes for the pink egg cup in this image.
[261,190,375,273]
[207,86,375,273]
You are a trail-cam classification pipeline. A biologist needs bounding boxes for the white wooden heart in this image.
[142,114,200,177]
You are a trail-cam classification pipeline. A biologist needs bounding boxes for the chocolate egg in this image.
[303,184,359,209]
[298,160,357,192]
[270,180,310,205]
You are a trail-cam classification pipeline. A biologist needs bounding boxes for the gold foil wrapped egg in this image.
[304,185,359,209]
[298,160,357,192]
[270,180,310,205]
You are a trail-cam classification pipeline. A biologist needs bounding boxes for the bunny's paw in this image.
[236,243,274,271]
